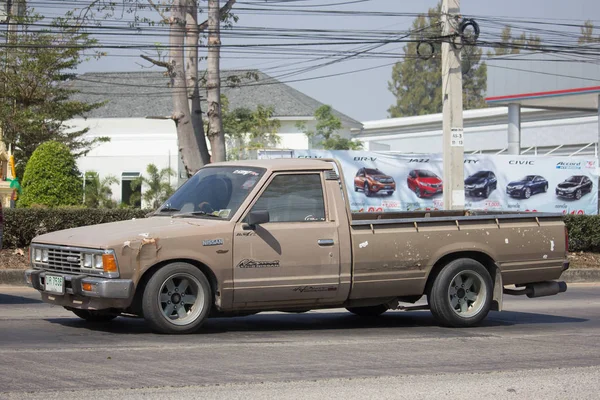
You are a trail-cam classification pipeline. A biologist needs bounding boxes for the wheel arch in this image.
[130,258,219,316]
[424,250,502,311]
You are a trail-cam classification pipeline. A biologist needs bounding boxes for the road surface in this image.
[1,284,599,399]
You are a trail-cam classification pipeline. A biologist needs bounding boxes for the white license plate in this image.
[45,275,65,294]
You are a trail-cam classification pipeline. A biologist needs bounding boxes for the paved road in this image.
[1,284,600,399]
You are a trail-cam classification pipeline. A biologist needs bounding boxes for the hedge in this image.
[1,209,599,253]
[2,208,150,249]
[563,215,600,253]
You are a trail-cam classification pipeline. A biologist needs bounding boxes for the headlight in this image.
[474,183,485,188]
[41,249,49,263]
[34,248,42,262]
[93,254,104,270]
[512,185,524,190]
[83,253,93,268]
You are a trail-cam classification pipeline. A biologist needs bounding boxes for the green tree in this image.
[296,105,363,150]
[387,3,487,117]
[84,171,118,209]
[130,164,175,209]
[0,9,107,177]
[222,96,281,160]
[19,141,83,207]
[578,21,599,44]
[492,26,541,55]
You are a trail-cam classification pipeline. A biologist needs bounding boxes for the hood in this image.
[465,176,486,185]
[369,174,393,179]
[557,182,579,189]
[32,216,224,249]
[418,177,442,185]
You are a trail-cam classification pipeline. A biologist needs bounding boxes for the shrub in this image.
[18,141,83,208]
[564,215,600,253]
[3,208,150,248]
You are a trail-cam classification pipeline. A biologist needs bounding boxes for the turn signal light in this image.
[102,254,118,273]
[82,282,93,292]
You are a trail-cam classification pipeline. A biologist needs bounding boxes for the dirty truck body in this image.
[26,159,569,333]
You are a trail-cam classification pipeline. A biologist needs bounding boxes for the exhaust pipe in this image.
[503,281,567,298]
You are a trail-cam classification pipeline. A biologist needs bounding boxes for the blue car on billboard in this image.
[464,171,497,199]
[506,175,548,199]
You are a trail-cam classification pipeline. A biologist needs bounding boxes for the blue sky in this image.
[62,0,600,122]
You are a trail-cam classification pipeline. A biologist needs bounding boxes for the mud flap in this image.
[492,267,503,312]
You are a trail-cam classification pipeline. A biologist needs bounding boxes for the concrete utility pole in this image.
[441,0,465,210]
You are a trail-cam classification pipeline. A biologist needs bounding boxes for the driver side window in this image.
[250,174,326,222]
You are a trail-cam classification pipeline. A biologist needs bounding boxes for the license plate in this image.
[384,186,391,189]
[45,275,65,294]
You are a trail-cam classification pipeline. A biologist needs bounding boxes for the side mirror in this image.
[244,210,270,230]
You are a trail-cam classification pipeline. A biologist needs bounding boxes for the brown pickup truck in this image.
[25,159,569,334]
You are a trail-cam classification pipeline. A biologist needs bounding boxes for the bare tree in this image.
[185,0,211,165]
[206,0,226,162]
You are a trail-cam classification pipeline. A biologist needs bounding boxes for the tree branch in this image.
[147,0,169,21]
[198,0,236,32]
[141,54,172,70]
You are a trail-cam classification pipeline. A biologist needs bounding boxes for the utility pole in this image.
[441,0,464,210]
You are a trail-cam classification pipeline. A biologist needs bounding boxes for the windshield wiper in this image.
[172,211,223,219]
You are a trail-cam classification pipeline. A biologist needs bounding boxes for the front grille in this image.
[46,248,82,273]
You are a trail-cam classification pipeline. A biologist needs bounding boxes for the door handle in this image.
[318,239,335,246]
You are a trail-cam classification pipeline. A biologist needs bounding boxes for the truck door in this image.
[232,172,341,304]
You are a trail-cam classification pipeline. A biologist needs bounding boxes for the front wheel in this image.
[346,304,388,317]
[524,187,531,199]
[386,191,394,196]
[142,262,212,334]
[544,184,548,192]
[415,187,422,198]
[575,189,582,200]
[428,258,493,327]
[483,185,490,199]
[68,308,117,322]
[364,183,372,197]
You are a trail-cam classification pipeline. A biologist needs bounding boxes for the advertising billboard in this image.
[260,150,599,215]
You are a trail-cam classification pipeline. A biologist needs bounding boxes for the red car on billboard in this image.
[407,169,443,198]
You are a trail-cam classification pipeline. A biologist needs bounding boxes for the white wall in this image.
[70,117,318,206]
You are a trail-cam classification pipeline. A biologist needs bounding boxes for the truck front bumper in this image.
[25,269,134,310]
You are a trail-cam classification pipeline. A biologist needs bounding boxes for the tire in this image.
[354,185,358,192]
[544,184,548,193]
[142,262,212,334]
[364,183,372,197]
[346,304,388,317]
[428,258,493,327]
[524,187,531,199]
[386,191,394,196]
[415,187,422,198]
[575,189,582,200]
[69,308,117,322]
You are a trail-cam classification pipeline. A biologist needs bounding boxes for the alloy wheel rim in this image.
[158,273,204,326]
[447,271,487,318]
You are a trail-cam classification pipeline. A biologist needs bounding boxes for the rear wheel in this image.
[142,262,212,334]
[69,308,117,322]
[428,258,492,327]
[346,304,388,317]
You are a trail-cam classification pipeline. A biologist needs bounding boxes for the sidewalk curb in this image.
[1,268,599,286]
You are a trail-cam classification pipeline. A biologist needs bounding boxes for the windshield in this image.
[365,168,383,175]
[566,176,582,183]
[417,170,439,178]
[156,166,265,220]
